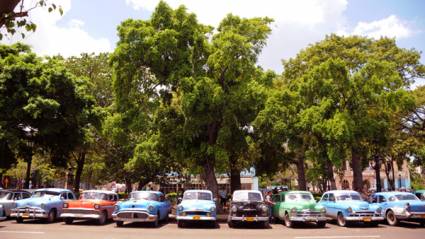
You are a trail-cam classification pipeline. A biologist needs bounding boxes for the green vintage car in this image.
[272,191,327,228]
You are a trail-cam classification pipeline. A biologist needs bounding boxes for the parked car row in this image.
[1,188,425,229]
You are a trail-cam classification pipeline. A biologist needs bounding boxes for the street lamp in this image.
[19,125,37,189]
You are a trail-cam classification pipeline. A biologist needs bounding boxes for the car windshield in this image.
[82,192,108,200]
[393,194,419,201]
[0,191,12,200]
[183,191,212,200]
[233,191,263,202]
[286,193,314,201]
[32,191,61,198]
[131,192,159,201]
[336,193,362,201]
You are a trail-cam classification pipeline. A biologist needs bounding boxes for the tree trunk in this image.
[374,155,381,192]
[351,148,363,192]
[325,159,336,190]
[125,178,132,194]
[73,152,86,194]
[229,158,241,193]
[296,154,307,190]
[201,158,220,211]
[24,154,32,189]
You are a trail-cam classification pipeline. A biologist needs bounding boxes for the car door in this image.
[327,193,338,218]
[318,193,329,216]
[378,195,389,213]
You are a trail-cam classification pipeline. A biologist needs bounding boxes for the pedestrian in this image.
[264,190,275,222]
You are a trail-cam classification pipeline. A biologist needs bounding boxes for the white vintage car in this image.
[0,190,32,218]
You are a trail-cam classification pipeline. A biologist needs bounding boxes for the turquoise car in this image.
[176,190,217,228]
[370,192,425,226]
[113,191,170,227]
[318,190,383,227]
[11,188,76,223]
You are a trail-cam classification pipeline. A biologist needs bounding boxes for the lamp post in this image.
[21,125,37,189]
[398,173,402,190]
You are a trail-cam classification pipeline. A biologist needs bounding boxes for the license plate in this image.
[193,215,200,220]
[245,217,254,222]
[22,212,30,218]
[363,217,372,222]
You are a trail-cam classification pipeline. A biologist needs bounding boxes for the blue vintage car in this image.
[370,191,425,226]
[10,188,76,223]
[318,190,383,227]
[176,190,217,228]
[112,191,170,227]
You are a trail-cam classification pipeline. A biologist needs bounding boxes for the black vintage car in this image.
[228,190,270,228]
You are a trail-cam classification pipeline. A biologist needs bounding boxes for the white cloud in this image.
[348,15,412,39]
[1,0,112,57]
[125,0,349,72]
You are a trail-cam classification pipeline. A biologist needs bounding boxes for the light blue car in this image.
[370,192,425,226]
[176,190,217,228]
[318,190,383,227]
[112,191,170,227]
[11,188,76,223]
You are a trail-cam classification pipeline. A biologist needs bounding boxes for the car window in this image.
[336,193,361,201]
[233,191,263,202]
[82,192,107,200]
[68,193,75,200]
[33,191,61,198]
[370,195,378,203]
[321,193,329,202]
[183,191,212,200]
[329,194,335,202]
[389,196,396,201]
[286,193,313,201]
[394,194,419,201]
[22,192,31,199]
[378,195,386,203]
[61,193,68,199]
[131,192,159,201]
[13,193,22,200]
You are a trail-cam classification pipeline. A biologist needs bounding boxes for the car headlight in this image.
[63,203,68,208]
[40,203,46,209]
[114,205,120,212]
[177,205,184,211]
[261,205,268,213]
[94,204,100,209]
[231,205,237,213]
[148,205,155,212]
[375,207,382,214]
[210,206,216,212]
[347,207,353,213]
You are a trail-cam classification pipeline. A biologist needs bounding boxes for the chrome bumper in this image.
[290,215,327,222]
[11,208,48,219]
[177,215,216,221]
[396,212,425,220]
[230,216,269,222]
[112,210,157,222]
[345,216,384,221]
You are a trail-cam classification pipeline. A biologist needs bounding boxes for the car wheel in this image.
[16,217,23,223]
[64,218,74,225]
[177,220,184,228]
[46,209,56,223]
[116,221,124,227]
[317,221,326,228]
[97,211,107,225]
[263,220,270,228]
[284,212,293,228]
[337,212,346,227]
[386,210,398,226]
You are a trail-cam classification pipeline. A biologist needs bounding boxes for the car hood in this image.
[179,200,215,211]
[16,196,60,208]
[337,200,371,210]
[285,201,322,211]
[117,199,160,210]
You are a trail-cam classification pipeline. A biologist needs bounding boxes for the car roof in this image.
[0,189,31,193]
[131,190,163,195]
[374,191,414,196]
[184,190,212,194]
[324,190,360,195]
[233,190,261,194]
[34,188,72,193]
[82,190,117,195]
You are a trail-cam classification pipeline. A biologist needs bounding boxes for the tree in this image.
[0,43,97,188]
[282,35,423,192]
[0,0,62,39]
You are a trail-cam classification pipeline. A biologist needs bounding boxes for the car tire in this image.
[46,209,56,223]
[177,220,184,228]
[284,213,293,228]
[263,220,270,228]
[97,211,107,225]
[64,218,74,225]
[116,221,124,227]
[337,212,347,227]
[227,220,234,228]
[16,217,23,223]
[386,210,398,226]
[317,221,326,228]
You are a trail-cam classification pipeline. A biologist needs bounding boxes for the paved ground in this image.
[0,218,424,239]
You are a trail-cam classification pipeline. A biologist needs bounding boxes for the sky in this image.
[2,0,425,85]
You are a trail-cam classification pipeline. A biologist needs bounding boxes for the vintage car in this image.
[113,191,170,227]
[272,191,327,228]
[0,189,32,217]
[370,192,425,226]
[61,190,118,225]
[176,190,217,228]
[0,205,6,221]
[414,190,425,201]
[11,188,76,223]
[227,190,270,228]
[318,190,383,227]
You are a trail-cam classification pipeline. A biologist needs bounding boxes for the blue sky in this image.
[3,0,425,85]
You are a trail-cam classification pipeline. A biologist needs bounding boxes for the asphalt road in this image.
[0,219,424,239]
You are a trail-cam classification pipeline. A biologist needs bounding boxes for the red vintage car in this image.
[60,190,118,225]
